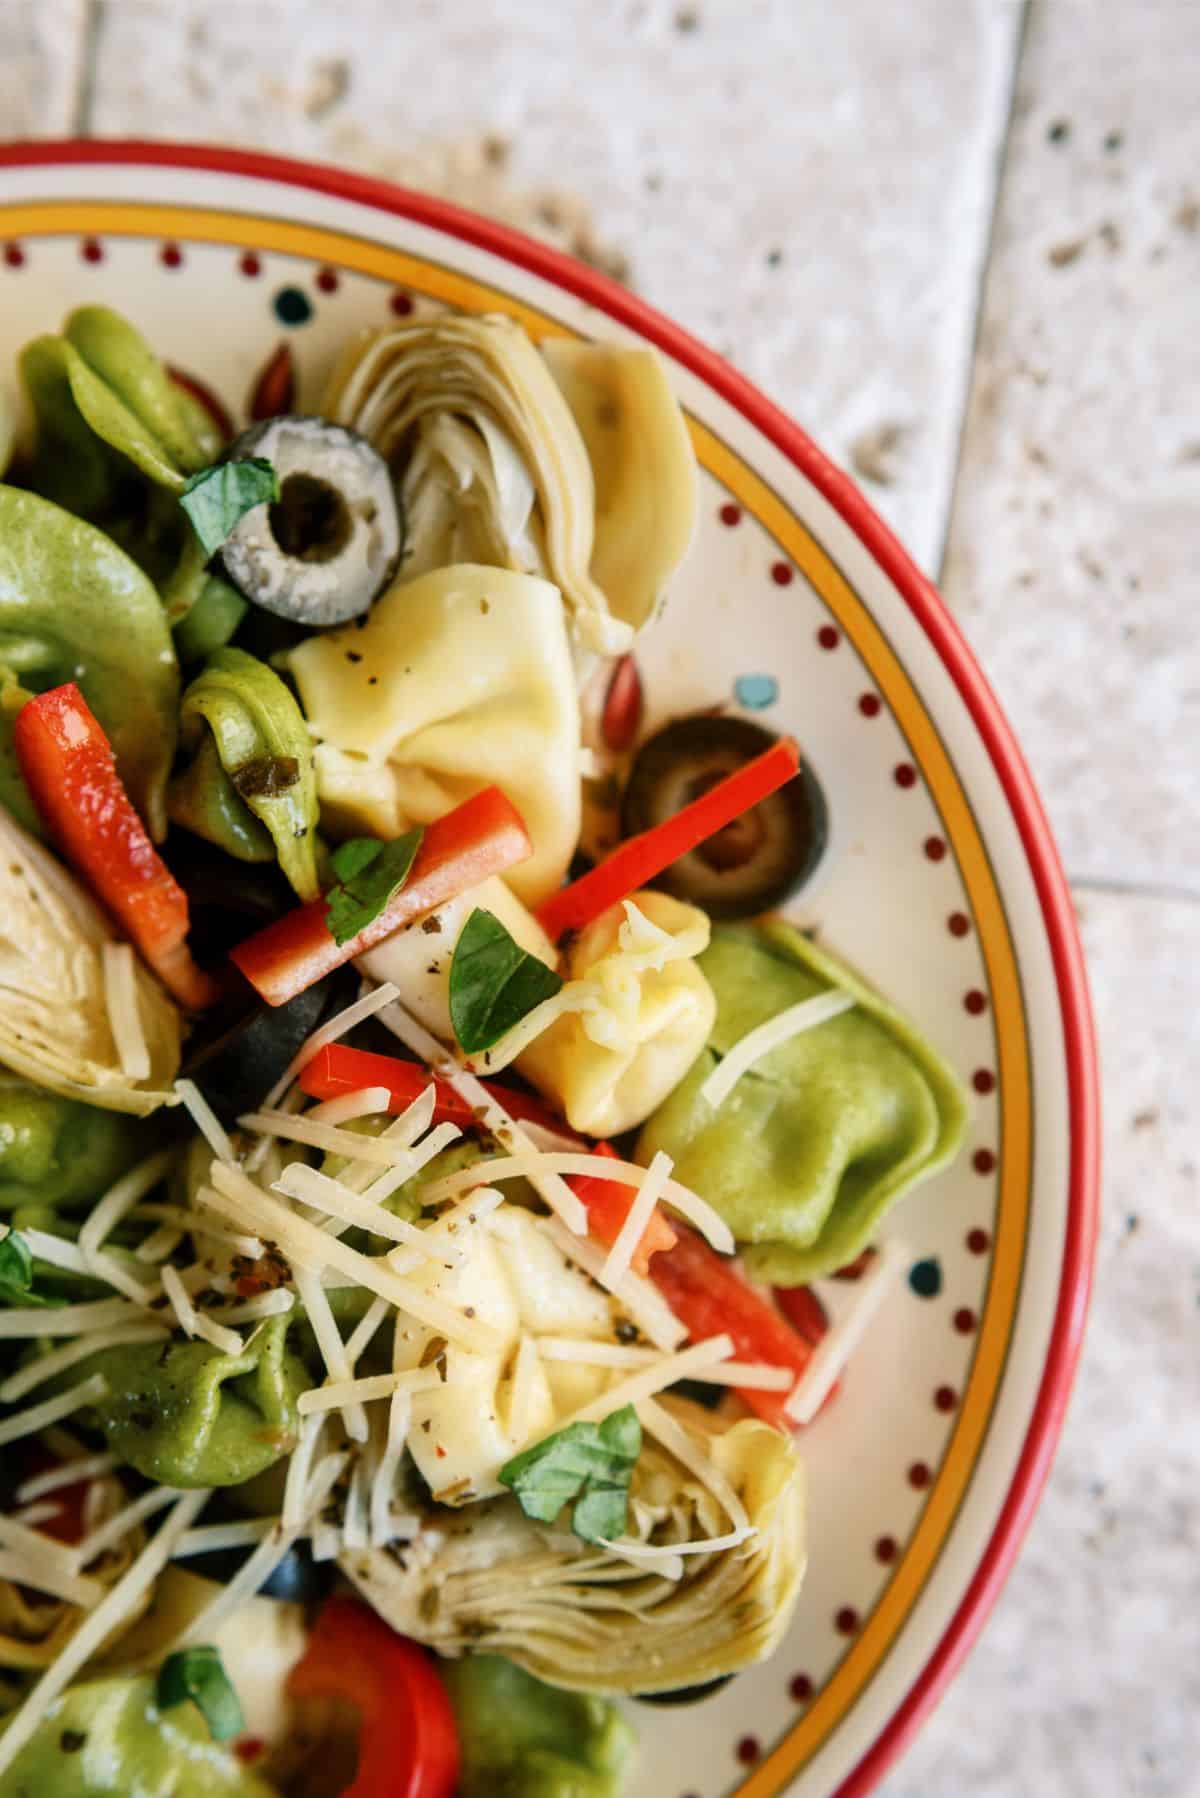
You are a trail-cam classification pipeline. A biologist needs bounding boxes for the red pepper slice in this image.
[772,1282,830,1348]
[536,735,801,941]
[13,683,217,1010]
[299,1050,676,1272]
[298,1043,583,1141]
[648,1222,824,1429]
[287,1597,459,1798]
[567,1140,677,1275]
[231,787,532,1007]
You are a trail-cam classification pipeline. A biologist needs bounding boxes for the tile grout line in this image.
[1067,874,1200,907]
[68,0,104,137]
[933,0,1034,587]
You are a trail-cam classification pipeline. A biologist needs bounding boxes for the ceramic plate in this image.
[0,142,1099,1798]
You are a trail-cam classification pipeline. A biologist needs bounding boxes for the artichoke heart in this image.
[340,1401,806,1695]
[325,313,692,651]
[0,808,180,1115]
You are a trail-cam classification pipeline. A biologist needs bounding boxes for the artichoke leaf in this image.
[543,339,697,631]
[340,1401,806,1695]
[0,807,180,1115]
[325,314,631,654]
[0,485,179,837]
[173,647,320,899]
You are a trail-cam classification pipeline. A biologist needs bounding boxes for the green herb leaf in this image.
[449,908,564,1056]
[498,1405,641,1545]
[180,458,280,558]
[325,829,424,947]
[156,1645,245,1743]
[0,1230,63,1309]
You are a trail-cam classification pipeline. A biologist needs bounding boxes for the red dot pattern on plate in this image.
[770,561,793,586]
[736,1737,760,1765]
[935,1385,958,1413]
[835,1606,860,1635]
[240,252,262,277]
[789,1672,814,1702]
[817,625,840,650]
[967,1227,991,1254]
[948,911,971,937]
[160,243,182,269]
[973,1068,996,1095]
[924,835,947,861]
[973,1148,997,1175]
[875,1535,898,1564]
[80,238,103,264]
[954,1307,978,1334]
[390,290,414,316]
[858,693,881,717]
[719,502,741,526]
[894,763,917,789]
[316,267,339,293]
[4,243,25,268]
[908,1462,932,1489]
[964,989,988,1015]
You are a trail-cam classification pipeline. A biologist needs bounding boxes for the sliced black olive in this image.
[621,715,827,919]
[636,1676,736,1705]
[668,1377,727,1411]
[219,416,401,626]
[181,965,359,1127]
[176,1539,334,1605]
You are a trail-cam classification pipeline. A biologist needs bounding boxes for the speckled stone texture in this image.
[2,0,1197,1792]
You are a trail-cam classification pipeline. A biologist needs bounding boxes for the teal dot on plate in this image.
[908,1257,942,1299]
[273,286,313,326]
[734,673,779,710]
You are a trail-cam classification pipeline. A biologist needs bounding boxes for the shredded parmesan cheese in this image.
[699,990,857,1111]
[297,1368,440,1416]
[15,1455,117,1505]
[293,1266,369,1443]
[0,1488,210,1779]
[74,1484,181,1572]
[219,1290,295,1325]
[0,1552,103,1610]
[306,1086,393,1126]
[263,981,401,1109]
[377,997,589,1234]
[784,1239,907,1424]
[0,1323,167,1405]
[599,1150,673,1287]
[174,1078,237,1165]
[101,943,150,1081]
[160,1266,244,1358]
[637,1395,751,1536]
[273,1163,444,1252]
[596,1527,752,1562]
[385,1185,506,1277]
[133,1223,184,1264]
[0,1372,109,1449]
[173,1518,276,1558]
[282,1415,326,1530]
[238,1109,431,1168]
[0,1297,148,1339]
[542,1216,687,1353]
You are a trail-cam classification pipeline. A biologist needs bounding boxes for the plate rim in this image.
[0,137,1101,1796]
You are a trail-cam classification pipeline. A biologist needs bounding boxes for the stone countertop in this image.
[3,2,1197,1793]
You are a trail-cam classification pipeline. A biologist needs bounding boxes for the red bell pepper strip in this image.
[537,735,801,941]
[567,1140,677,1275]
[648,1222,825,1429]
[298,1042,584,1141]
[772,1282,830,1347]
[287,1597,459,1798]
[13,683,217,1011]
[231,787,532,1007]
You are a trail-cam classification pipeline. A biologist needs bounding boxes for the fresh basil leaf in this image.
[156,1645,245,1743]
[325,829,424,948]
[449,908,564,1057]
[498,1404,641,1545]
[0,1230,64,1309]
[180,457,279,558]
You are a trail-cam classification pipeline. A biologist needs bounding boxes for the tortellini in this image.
[0,1675,274,1797]
[0,1075,149,1213]
[75,1314,308,1488]
[0,808,180,1116]
[444,1654,636,1798]
[637,921,969,1282]
[285,564,582,907]
[517,894,716,1138]
[342,1399,806,1696]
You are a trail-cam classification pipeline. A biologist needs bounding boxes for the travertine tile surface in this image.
[1,1,1195,1792]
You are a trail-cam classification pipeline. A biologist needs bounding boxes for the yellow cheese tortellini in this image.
[285,564,581,906]
[518,893,716,1138]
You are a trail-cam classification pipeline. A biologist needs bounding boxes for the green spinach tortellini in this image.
[637,921,968,1283]
[75,1315,308,1488]
[0,1076,149,1215]
[0,1675,274,1797]
[444,1655,636,1798]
